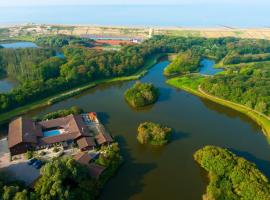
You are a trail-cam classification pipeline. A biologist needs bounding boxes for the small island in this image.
[124,82,159,108]
[194,146,270,200]
[137,122,172,145]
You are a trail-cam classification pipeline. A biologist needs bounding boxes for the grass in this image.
[166,74,270,141]
[0,54,162,124]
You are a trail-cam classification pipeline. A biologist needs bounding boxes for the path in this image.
[198,85,270,121]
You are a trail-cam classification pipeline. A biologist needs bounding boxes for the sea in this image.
[0,5,269,27]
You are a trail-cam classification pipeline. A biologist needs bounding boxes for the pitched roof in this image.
[8,117,41,148]
[39,114,91,139]
[73,152,93,165]
[39,133,75,145]
[95,133,113,145]
[77,137,96,149]
[88,163,105,178]
[73,152,105,178]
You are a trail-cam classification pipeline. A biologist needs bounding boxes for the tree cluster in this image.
[164,50,200,76]
[124,82,159,108]
[194,146,270,200]
[137,122,172,145]
[41,106,83,120]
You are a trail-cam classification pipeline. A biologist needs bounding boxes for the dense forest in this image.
[201,61,270,116]
[1,35,270,114]
[194,146,270,199]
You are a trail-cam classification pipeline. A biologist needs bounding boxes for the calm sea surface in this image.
[0,5,269,27]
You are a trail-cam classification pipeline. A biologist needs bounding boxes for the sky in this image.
[0,0,270,7]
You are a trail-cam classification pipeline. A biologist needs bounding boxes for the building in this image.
[73,151,105,178]
[8,113,113,156]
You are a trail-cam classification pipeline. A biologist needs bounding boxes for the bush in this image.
[52,147,60,153]
[24,151,34,160]
[137,122,172,145]
[42,106,83,120]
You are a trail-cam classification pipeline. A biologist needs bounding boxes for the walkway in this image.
[198,85,270,121]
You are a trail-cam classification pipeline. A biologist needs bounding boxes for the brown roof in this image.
[8,117,41,148]
[69,115,91,138]
[95,133,113,145]
[73,152,93,165]
[77,137,96,149]
[88,163,105,178]
[39,114,91,139]
[39,133,75,145]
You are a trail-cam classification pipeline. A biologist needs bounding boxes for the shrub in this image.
[24,151,34,160]
[137,122,172,145]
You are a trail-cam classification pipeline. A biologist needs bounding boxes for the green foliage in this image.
[137,122,172,145]
[34,157,96,200]
[124,82,159,108]
[24,150,34,160]
[41,106,83,120]
[223,52,270,65]
[0,48,56,81]
[96,143,122,168]
[1,35,270,116]
[164,50,200,76]
[35,35,95,48]
[0,172,32,200]
[201,63,270,116]
[194,146,270,200]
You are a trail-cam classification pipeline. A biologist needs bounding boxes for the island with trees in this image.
[194,146,270,200]
[124,82,159,108]
[164,50,200,76]
[137,122,172,145]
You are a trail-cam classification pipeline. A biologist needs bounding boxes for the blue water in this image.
[0,42,38,48]
[43,129,61,137]
[0,5,269,27]
[199,59,223,75]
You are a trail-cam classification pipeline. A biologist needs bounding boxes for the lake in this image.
[0,5,269,27]
[0,77,18,93]
[0,42,38,48]
[199,59,223,75]
[5,59,269,199]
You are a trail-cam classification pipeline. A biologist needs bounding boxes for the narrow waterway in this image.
[4,60,270,199]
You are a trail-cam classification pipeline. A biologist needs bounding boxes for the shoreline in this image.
[166,76,270,142]
[3,23,270,30]
[0,54,163,125]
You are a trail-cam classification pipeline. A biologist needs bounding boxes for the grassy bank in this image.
[166,74,270,141]
[0,54,162,124]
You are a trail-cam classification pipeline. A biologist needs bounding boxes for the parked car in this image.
[27,158,37,165]
[32,160,41,167]
[34,161,43,169]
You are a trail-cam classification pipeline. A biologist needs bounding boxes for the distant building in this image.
[8,114,113,156]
